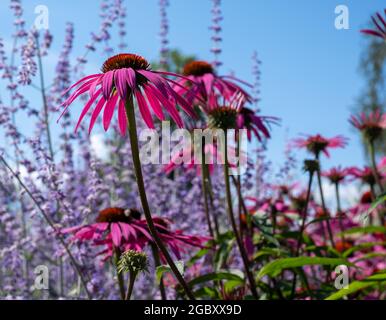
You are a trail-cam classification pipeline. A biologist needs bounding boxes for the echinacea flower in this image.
[349,109,386,142]
[59,53,196,133]
[164,137,243,176]
[174,60,252,105]
[361,10,386,41]
[322,166,349,184]
[61,207,208,261]
[349,164,386,186]
[237,107,279,141]
[293,134,348,158]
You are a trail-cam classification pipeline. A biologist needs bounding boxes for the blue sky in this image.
[0,0,385,172]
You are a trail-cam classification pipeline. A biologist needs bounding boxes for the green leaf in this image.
[188,271,244,288]
[156,261,184,283]
[342,241,386,258]
[339,226,386,236]
[257,257,352,279]
[325,273,386,300]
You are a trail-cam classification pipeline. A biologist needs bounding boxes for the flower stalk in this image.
[223,134,258,299]
[124,96,195,300]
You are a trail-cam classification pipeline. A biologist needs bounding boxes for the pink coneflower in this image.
[349,166,386,186]
[59,53,195,133]
[237,107,279,141]
[164,138,243,176]
[293,134,348,158]
[349,109,386,142]
[175,60,251,105]
[361,10,386,41]
[322,166,349,184]
[61,208,208,261]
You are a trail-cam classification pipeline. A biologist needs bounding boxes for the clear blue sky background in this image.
[0,0,385,172]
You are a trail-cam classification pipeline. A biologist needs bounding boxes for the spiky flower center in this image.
[303,159,320,173]
[306,138,329,156]
[361,191,373,204]
[362,125,383,142]
[102,54,150,73]
[183,61,214,76]
[96,207,141,223]
[208,107,238,130]
[117,250,149,274]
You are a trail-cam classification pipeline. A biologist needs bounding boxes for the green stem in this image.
[291,170,314,298]
[369,140,385,194]
[335,182,345,242]
[151,244,167,300]
[125,271,137,300]
[124,96,195,300]
[315,156,335,248]
[223,134,258,299]
[114,248,125,300]
[201,148,214,239]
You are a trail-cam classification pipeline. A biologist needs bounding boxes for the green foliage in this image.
[325,272,386,300]
[188,271,244,288]
[156,261,185,283]
[152,49,196,74]
[257,257,353,279]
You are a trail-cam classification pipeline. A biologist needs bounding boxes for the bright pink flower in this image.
[293,134,348,157]
[164,138,244,176]
[322,166,349,184]
[361,10,386,41]
[175,60,252,105]
[61,208,208,261]
[59,53,196,134]
[349,109,386,141]
[348,162,386,186]
[237,107,279,141]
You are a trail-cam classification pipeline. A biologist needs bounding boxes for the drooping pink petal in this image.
[117,98,127,136]
[75,88,102,132]
[102,71,114,99]
[143,84,165,121]
[89,96,106,134]
[103,93,119,131]
[135,89,154,129]
[111,223,122,247]
[114,69,128,100]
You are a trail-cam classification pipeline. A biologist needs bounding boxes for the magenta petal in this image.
[102,71,114,99]
[126,68,137,90]
[61,74,100,97]
[75,88,102,132]
[135,89,154,129]
[89,96,106,134]
[147,84,183,127]
[111,223,122,247]
[114,69,127,100]
[103,93,119,131]
[138,70,168,96]
[143,85,165,120]
[118,223,130,241]
[117,98,127,136]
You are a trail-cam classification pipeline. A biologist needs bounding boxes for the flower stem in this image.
[125,271,137,300]
[315,156,335,248]
[369,140,385,194]
[114,248,125,300]
[124,96,195,300]
[291,170,314,298]
[151,244,167,300]
[223,134,258,299]
[201,147,215,239]
[335,182,345,241]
